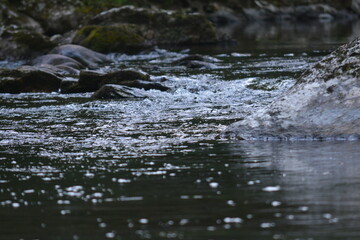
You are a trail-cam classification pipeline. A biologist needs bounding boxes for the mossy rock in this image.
[0,29,56,60]
[13,31,56,51]
[72,24,147,53]
[86,6,219,47]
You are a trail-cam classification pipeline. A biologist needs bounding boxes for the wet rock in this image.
[77,69,169,93]
[125,80,170,91]
[73,5,219,53]
[78,69,150,91]
[31,54,85,75]
[173,54,220,69]
[181,60,218,69]
[223,37,360,140]
[50,44,111,69]
[60,78,83,93]
[0,65,62,93]
[92,84,147,99]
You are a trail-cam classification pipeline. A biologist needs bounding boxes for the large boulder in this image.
[72,24,147,53]
[222,37,360,140]
[31,54,85,75]
[50,44,111,69]
[0,3,56,60]
[0,66,62,93]
[0,3,43,33]
[73,5,219,53]
[0,29,56,60]
[7,0,84,35]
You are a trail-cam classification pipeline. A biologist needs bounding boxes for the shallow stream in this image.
[0,21,360,240]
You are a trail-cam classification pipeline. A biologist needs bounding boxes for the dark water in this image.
[0,21,360,240]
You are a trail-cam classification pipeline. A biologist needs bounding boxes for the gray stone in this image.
[31,54,85,74]
[92,84,147,99]
[222,37,360,141]
[77,69,169,93]
[50,44,111,69]
[0,65,62,93]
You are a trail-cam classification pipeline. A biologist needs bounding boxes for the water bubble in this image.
[271,201,281,207]
[227,200,236,206]
[12,202,20,208]
[105,232,116,239]
[139,218,149,224]
[207,226,216,231]
[260,222,275,228]
[224,217,243,223]
[263,186,281,192]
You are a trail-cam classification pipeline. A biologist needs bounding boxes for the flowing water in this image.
[0,21,360,240]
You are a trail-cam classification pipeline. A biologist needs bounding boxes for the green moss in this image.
[73,24,146,53]
[13,31,56,51]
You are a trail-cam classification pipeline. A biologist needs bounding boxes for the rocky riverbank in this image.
[1,1,359,60]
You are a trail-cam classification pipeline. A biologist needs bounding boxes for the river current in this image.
[0,21,360,239]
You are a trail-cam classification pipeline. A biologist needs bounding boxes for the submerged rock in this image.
[77,69,169,92]
[92,84,147,99]
[172,54,220,69]
[73,5,219,53]
[0,66,62,93]
[223,37,360,141]
[78,69,150,92]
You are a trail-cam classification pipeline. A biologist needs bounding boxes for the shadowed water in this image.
[0,21,359,240]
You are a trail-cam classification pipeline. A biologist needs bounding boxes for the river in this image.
[0,20,360,240]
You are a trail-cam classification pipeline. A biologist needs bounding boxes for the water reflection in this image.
[1,140,360,239]
[225,141,360,239]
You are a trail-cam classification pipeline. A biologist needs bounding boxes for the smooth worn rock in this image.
[92,84,147,99]
[73,5,219,53]
[78,69,152,92]
[50,44,111,69]
[173,54,220,69]
[0,66,62,93]
[31,54,85,74]
[223,37,360,141]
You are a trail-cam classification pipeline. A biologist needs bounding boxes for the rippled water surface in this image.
[0,22,360,240]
